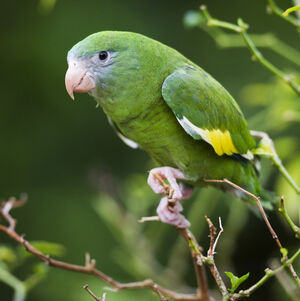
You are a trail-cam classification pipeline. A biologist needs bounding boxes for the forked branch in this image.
[0,198,206,301]
[84,285,106,301]
[199,5,300,96]
[1,184,300,301]
[204,178,300,288]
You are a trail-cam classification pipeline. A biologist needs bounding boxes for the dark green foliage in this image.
[225,271,250,293]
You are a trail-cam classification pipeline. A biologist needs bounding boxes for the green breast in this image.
[116,97,259,195]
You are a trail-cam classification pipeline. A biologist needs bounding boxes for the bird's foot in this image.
[147,167,193,228]
[157,197,190,228]
[147,167,193,200]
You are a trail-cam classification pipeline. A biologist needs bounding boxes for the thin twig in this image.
[138,216,160,223]
[150,172,210,300]
[1,196,300,300]
[204,178,300,287]
[250,130,300,195]
[204,217,229,298]
[213,218,224,255]
[231,249,300,300]
[1,195,27,230]
[0,199,204,301]
[177,228,210,300]
[84,285,106,301]
[279,196,300,239]
[199,5,300,96]
[267,0,300,28]
[152,284,169,301]
[269,259,300,301]
[282,5,300,17]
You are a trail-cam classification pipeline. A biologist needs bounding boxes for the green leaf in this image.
[19,241,65,259]
[0,246,17,264]
[225,271,250,293]
[31,241,65,257]
[280,248,288,258]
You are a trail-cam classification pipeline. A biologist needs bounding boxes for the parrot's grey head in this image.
[65,31,167,102]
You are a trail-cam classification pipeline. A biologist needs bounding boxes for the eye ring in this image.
[98,51,109,61]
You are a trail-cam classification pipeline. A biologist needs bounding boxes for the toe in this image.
[147,171,165,194]
[156,197,190,228]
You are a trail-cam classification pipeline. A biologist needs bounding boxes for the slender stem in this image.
[207,19,243,33]
[267,0,300,27]
[237,19,300,96]
[0,200,206,301]
[200,6,244,33]
[204,178,300,287]
[250,130,300,195]
[211,33,300,67]
[199,6,300,96]
[203,217,229,299]
[279,197,300,239]
[84,285,105,301]
[283,5,300,17]
[0,267,26,301]
[271,153,300,194]
[270,259,300,301]
[232,249,300,299]
[177,228,210,300]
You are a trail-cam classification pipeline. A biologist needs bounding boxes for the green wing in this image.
[161,66,256,156]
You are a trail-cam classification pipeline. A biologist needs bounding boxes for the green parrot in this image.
[65,31,277,228]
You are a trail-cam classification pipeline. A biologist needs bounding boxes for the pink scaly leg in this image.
[147,167,194,228]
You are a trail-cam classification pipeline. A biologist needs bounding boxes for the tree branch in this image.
[279,196,300,239]
[267,0,300,28]
[177,228,210,300]
[146,171,211,300]
[231,249,300,300]
[0,198,206,301]
[203,217,229,299]
[250,130,300,195]
[84,285,106,301]
[1,193,299,300]
[199,5,300,96]
[204,178,300,287]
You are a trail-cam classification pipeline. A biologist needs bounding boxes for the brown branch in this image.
[139,216,211,300]
[0,195,27,230]
[0,199,205,301]
[204,216,229,298]
[152,284,170,301]
[177,228,210,300]
[151,172,211,300]
[84,285,106,301]
[204,178,300,287]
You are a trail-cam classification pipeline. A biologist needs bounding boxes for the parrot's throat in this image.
[92,80,160,124]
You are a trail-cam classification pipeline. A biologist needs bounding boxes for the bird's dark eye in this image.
[99,51,108,61]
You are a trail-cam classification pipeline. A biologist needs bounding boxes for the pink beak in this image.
[65,61,95,100]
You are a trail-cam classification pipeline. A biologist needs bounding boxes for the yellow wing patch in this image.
[179,117,239,156]
[200,129,238,156]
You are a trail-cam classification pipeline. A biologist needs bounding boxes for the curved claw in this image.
[157,197,190,229]
[147,167,190,200]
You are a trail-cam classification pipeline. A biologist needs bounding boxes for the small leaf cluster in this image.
[0,241,65,301]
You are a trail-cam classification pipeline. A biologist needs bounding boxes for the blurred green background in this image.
[1,0,300,300]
